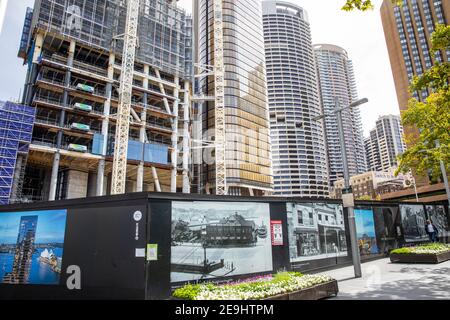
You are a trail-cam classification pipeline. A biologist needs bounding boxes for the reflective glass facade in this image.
[262,1,329,197]
[196,0,273,195]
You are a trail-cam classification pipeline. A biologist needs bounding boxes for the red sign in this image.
[271,220,283,246]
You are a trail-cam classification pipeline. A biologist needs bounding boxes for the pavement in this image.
[321,258,450,300]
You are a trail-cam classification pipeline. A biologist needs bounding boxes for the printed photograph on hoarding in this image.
[373,206,402,253]
[355,209,379,256]
[287,203,347,263]
[400,204,428,243]
[0,210,67,285]
[426,205,450,238]
[171,202,273,283]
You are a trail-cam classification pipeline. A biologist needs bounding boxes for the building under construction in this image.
[13,0,193,202]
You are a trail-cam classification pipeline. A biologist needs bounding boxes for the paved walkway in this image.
[321,258,450,300]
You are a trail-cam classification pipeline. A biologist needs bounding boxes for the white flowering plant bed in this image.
[390,243,450,264]
[172,272,337,301]
[391,243,450,255]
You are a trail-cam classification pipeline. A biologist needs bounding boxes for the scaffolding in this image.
[0,102,36,205]
[24,0,191,78]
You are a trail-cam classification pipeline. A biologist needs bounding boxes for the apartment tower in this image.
[262,1,329,197]
[365,115,407,172]
[314,44,367,187]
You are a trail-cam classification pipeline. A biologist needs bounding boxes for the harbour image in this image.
[171,202,273,283]
[0,210,67,285]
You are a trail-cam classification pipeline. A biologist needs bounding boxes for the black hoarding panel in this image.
[0,195,148,300]
[146,200,172,300]
[269,202,290,273]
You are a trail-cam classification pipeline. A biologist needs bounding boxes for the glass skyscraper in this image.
[2,215,38,284]
[194,0,273,196]
[314,44,367,187]
[262,1,329,197]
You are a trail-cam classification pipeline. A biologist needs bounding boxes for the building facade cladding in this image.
[196,0,273,196]
[313,44,367,187]
[262,1,329,197]
[365,115,407,172]
[380,0,449,186]
[15,0,192,203]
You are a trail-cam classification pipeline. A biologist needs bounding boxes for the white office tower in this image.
[365,115,407,172]
[262,1,329,197]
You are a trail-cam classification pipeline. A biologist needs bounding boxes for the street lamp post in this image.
[314,97,368,279]
[436,140,450,205]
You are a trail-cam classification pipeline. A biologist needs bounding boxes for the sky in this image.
[0,209,67,244]
[0,0,400,137]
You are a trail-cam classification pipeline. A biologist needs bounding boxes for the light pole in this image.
[436,141,450,205]
[314,97,369,278]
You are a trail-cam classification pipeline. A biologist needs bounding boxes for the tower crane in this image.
[213,0,227,195]
[111,0,140,195]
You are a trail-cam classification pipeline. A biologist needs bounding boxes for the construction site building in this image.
[15,0,193,202]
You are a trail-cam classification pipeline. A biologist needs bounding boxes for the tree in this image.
[342,0,374,11]
[342,0,401,11]
[396,24,450,181]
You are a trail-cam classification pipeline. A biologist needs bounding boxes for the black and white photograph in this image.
[400,204,428,243]
[287,203,348,263]
[171,201,273,283]
[426,205,450,238]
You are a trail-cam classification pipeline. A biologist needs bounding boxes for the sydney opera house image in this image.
[0,210,67,285]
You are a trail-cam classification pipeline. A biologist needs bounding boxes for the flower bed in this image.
[172,272,338,300]
[390,243,450,264]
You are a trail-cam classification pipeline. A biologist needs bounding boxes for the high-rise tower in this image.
[194,0,273,196]
[262,1,329,197]
[365,115,407,172]
[314,44,367,187]
[381,0,449,186]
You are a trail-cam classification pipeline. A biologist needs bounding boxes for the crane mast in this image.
[111,0,140,195]
[213,0,227,196]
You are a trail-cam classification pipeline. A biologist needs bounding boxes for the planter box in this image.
[265,280,339,301]
[390,251,450,264]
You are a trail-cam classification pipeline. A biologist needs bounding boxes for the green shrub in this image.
[391,243,450,255]
[173,284,202,300]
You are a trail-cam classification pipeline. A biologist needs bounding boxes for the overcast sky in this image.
[0,0,399,137]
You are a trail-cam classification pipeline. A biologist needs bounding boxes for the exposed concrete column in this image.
[49,39,76,201]
[137,65,150,192]
[171,76,180,193]
[49,152,61,201]
[154,68,172,116]
[66,170,88,199]
[182,80,191,194]
[97,52,115,196]
[24,32,44,105]
[151,167,162,192]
